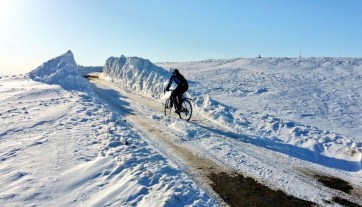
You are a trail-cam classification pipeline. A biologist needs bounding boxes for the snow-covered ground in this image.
[0,52,215,206]
[102,55,362,167]
[158,58,362,139]
[100,54,362,204]
[157,58,362,165]
[1,51,362,206]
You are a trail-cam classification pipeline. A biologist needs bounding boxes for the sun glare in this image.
[0,0,22,20]
[0,0,11,20]
[0,0,10,11]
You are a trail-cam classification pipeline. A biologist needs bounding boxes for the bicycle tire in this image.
[178,99,192,121]
[164,98,172,117]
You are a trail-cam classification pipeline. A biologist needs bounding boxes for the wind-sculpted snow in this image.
[29,50,92,92]
[102,55,169,99]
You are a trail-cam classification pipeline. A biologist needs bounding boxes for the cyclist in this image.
[164,69,189,113]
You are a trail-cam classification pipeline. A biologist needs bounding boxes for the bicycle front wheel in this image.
[164,98,172,117]
[179,99,192,121]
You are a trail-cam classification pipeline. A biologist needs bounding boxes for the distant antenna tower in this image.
[299,49,302,58]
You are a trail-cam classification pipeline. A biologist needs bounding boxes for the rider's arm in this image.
[165,75,174,91]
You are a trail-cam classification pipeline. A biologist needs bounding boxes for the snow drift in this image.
[29,50,92,92]
[102,55,169,98]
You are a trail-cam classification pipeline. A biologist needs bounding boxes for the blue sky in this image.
[1,0,361,75]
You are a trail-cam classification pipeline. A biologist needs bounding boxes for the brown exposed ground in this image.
[84,74,99,79]
[209,172,316,207]
[315,174,361,207]
[332,197,361,207]
[316,175,353,194]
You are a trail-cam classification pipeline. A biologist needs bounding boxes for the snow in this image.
[101,56,362,164]
[0,53,215,206]
[29,50,92,92]
[160,58,362,162]
[102,55,169,99]
[90,74,362,206]
[159,57,362,140]
[1,51,362,206]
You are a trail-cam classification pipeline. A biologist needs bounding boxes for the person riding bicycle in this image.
[164,69,189,113]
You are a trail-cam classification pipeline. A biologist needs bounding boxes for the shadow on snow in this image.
[88,81,135,117]
[193,122,361,172]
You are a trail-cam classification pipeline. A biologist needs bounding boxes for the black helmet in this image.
[172,69,179,75]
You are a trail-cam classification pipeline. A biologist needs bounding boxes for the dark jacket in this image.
[166,73,188,91]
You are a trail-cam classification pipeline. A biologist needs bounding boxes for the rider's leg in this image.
[180,84,188,98]
[177,84,188,112]
[176,93,182,110]
[172,86,182,111]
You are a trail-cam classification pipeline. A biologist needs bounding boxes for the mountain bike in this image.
[164,93,192,121]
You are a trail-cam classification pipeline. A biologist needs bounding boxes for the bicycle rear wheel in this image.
[164,98,172,117]
[178,99,192,121]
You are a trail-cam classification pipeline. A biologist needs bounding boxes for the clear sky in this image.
[1,0,361,75]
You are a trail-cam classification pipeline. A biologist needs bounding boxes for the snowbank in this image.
[29,50,92,92]
[102,55,169,99]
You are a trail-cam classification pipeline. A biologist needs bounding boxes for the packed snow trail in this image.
[88,75,362,206]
